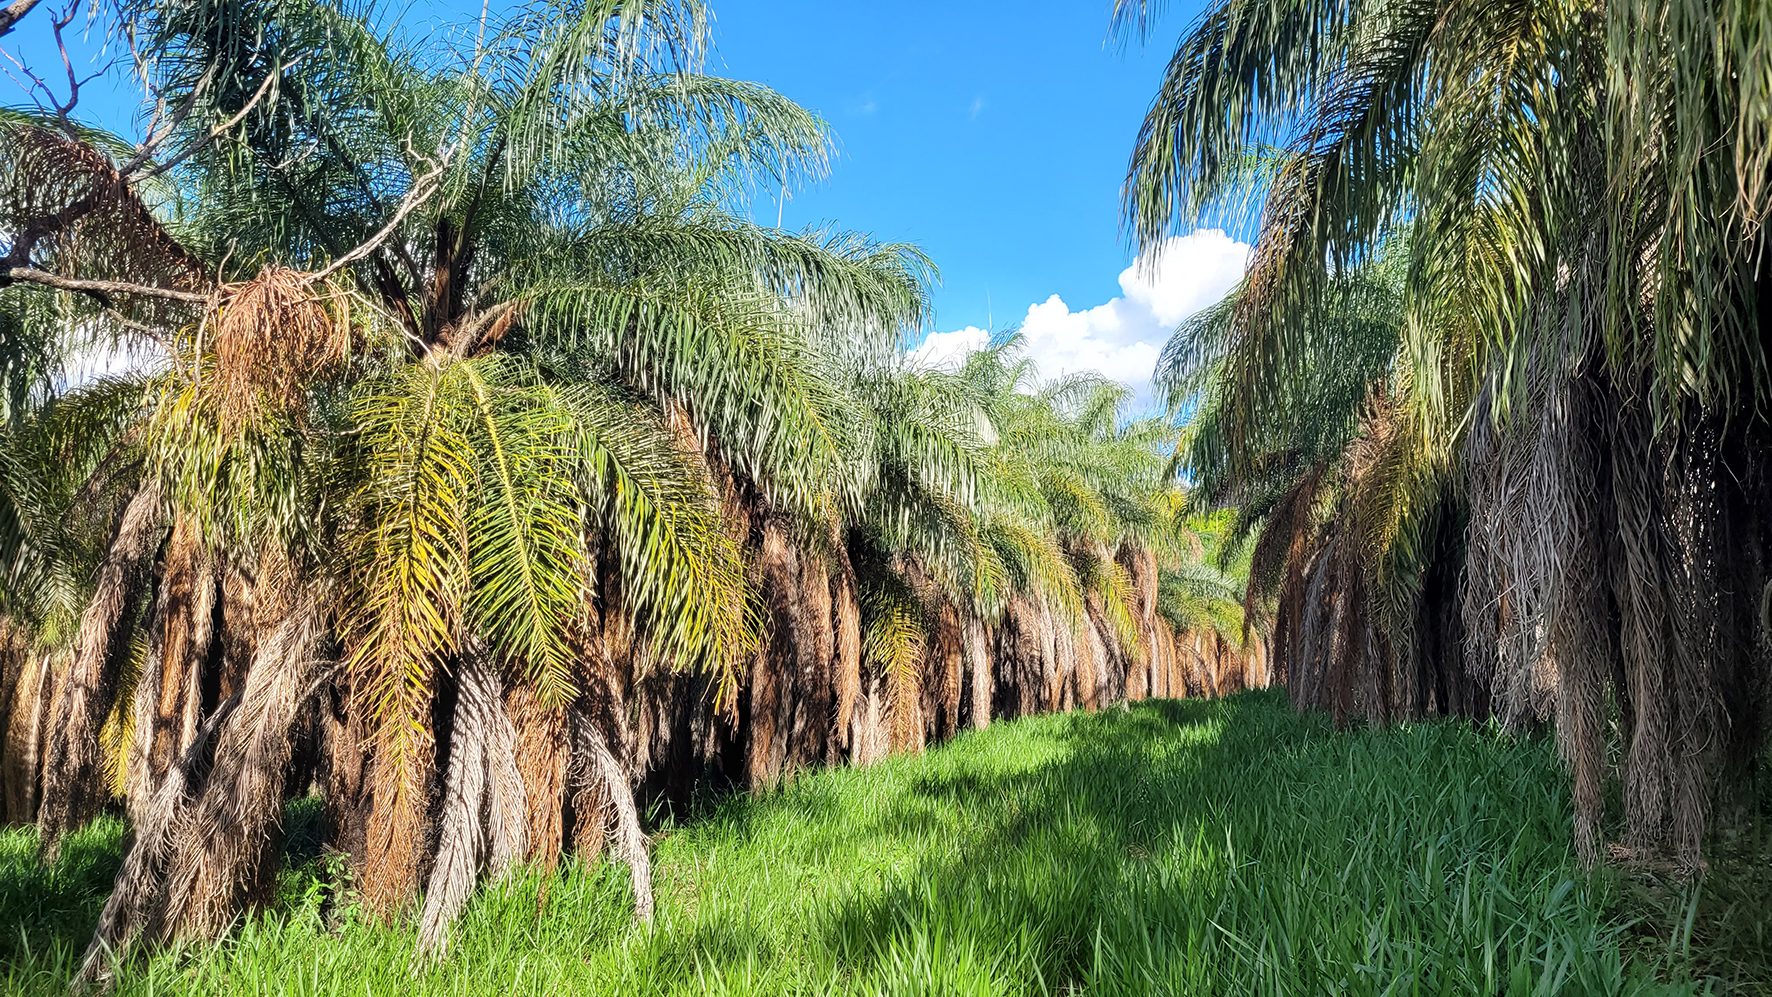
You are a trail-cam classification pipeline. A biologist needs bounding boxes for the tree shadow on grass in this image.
[812,695,1265,993]
[748,690,1697,997]
[0,817,125,970]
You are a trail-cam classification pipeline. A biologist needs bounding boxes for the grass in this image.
[1,690,1762,996]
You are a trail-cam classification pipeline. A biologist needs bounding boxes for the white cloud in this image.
[911,229,1250,412]
[907,325,992,370]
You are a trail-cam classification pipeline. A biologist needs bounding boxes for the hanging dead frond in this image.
[567,693,652,923]
[78,583,327,989]
[0,126,206,309]
[38,481,164,859]
[417,643,528,957]
[207,267,350,432]
[861,581,924,754]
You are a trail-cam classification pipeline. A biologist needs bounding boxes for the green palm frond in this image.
[457,359,589,706]
[344,360,475,777]
[552,379,758,702]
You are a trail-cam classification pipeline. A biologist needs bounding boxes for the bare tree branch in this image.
[0,0,43,39]
[0,266,210,303]
[126,59,297,181]
[311,154,451,282]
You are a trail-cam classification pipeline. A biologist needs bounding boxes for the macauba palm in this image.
[0,0,942,971]
[1127,0,1772,866]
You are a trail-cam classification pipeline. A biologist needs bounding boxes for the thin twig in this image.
[311,154,451,282]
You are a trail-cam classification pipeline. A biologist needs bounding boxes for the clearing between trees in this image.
[5,690,1765,996]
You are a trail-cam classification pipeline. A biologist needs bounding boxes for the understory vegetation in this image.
[5,692,1764,996]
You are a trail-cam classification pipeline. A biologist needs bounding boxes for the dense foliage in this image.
[0,0,1258,979]
[1126,0,1772,869]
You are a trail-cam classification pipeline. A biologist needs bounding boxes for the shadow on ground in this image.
[3,692,1766,996]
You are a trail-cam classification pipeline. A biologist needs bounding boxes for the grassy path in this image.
[1,691,1748,995]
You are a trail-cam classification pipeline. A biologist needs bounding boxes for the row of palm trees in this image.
[0,0,1258,978]
[1129,0,1771,868]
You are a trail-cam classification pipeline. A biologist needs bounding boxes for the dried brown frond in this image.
[746,516,803,785]
[159,594,327,938]
[206,266,349,431]
[789,550,835,769]
[1081,611,1111,711]
[0,127,205,307]
[38,481,164,860]
[848,669,889,766]
[358,724,432,918]
[1032,598,1060,713]
[506,683,567,872]
[1053,610,1080,712]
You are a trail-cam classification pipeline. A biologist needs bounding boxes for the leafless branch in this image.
[1,266,210,303]
[126,59,297,181]
[48,0,87,137]
[311,153,451,282]
[0,0,43,39]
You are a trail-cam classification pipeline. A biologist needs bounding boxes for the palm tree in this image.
[0,0,1267,976]
[0,0,935,970]
[1127,0,1772,866]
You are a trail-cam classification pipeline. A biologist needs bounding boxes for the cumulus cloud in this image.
[910,229,1250,412]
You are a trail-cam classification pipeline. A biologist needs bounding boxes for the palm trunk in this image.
[2,646,57,824]
[1053,611,1081,712]
[831,542,862,755]
[961,613,990,730]
[127,521,217,824]
[79,594,325,987]
[929,603,962,743]
[795,551,836,767]
[418,644,527,956]
[40,481,163,859]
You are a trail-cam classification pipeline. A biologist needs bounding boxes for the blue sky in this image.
[3,0,1248,405]
[707,2,1199,325]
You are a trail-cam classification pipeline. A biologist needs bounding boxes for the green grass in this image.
[0,691,1758,995]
